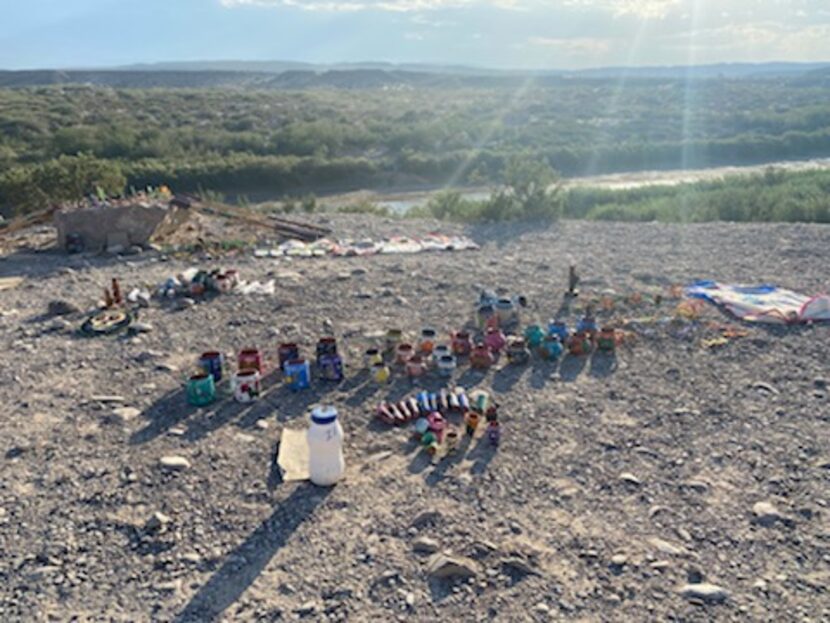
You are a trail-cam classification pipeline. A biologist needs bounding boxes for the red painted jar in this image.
[395,342,414,365]
[238,347,264,374]
[470,343,495,369]
[451,331,473,357]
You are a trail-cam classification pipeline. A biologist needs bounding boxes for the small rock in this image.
[106,244,126,255]
[112,406,141,422]
[176,298,196,311]
[678,582,729,604]
[752,501,787,526]
[752,578,767,591]
[648,537,685,556]
[535,602,550,613]
[295,601,317,616]
[412,537,440,554]
[235,433,255,443]
[404,592,416,607]
[813,378,827,390]
[651,560,672,572]
[130,322,154,334]
[91,395,126,404]
[618,472,641,486]
[351,267,368,276]
[611,554,628,567]
[126,245,144,256]
[159,455,191,471]
[255,419,270,430]
[336,272,352,281]
[683,480,710,494]
[799,571,830,591]
[145,511,171,533]
[426,553,481,579]
[47,300,80,316]
[752,381,779,395]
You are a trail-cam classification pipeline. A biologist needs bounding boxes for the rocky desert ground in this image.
[1,215,828,622]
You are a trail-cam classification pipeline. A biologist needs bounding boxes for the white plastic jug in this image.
[307,406,345,486]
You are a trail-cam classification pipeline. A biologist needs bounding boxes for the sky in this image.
[1,0,829,70]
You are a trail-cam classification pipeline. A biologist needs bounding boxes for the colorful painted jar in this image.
[427,412,446,442]
[278,343,300,371]
[198,351,224,383]
[315,337,338,364]
[432,344,451,365]
[385,328,403,353]
[470,343,495,369]
[421,430,437,448]
[506,338,530,365]
[406,355,427,379]
[472,390,491,415]
[540,335,564,360]
[284,358,311,391]
[451,331,473,357]
[484,327,507,354]
[318,354,344,382]
[413,417,430,440]
[465,410,481,436]
[372,362,391,384]
[437,354,457,378]
[187,372,216,407]
[417,391,431,414]
[418,328,437,355]
[597,327,618,352]
[548,320,569,342]
[476,304,496,330]
[215,274,233,293]
[567,331,593,356]
[238,348,264,374]
[495,298,516,325]
[233,369,261,403]
[577,316,599,337]
[364,347,382,369]
[523,324,546,349]
[395,342,415,365]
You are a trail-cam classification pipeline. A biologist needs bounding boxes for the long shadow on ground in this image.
[174,485,331,623]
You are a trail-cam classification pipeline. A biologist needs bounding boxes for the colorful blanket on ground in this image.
[685,280,830,324]
[254,234,479,259]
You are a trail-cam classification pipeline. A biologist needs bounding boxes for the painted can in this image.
[577,316,599,337]
[417,391,431,414]
[395,342,415,365]
[421,431,437,448]
[548,321,569,342]
[318,353,344,382]
[451,331,473,357]
[427,412,446,442]
[418,328,437,355]
[413,417,430,439]
[470,343,494,369]
[437,354,457,378]
[364,347,383,369]
[465,410,481,436]
[406,355,427,379]
[472,391,490,415]
[238,348,263,374]
[187,372,216,407]
[315,337,338,364]
[506,338,530,365]
[432,344,451,366]
[372,362,391,384]
[385,328,403,352]
[567,331,593,356]
[523,324,546,349]
[284,358,311,391]
[278,343,300,370]
[198,351,224,383]
[484,327,507,354]
[597,327,617,352]
[540,335,564,360]
[495,298,516,325]
[476,304,496,330]
[233,369,261,403]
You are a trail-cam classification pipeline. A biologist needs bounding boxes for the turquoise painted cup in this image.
[523,324,545,349]
[187,372,216,406]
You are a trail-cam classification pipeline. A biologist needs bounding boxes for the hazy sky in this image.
[1,0,829,70]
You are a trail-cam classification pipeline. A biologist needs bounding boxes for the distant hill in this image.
[1,60,828,90]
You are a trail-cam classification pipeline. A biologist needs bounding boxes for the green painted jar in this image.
[187,372,216,406]
[523,324,545,349]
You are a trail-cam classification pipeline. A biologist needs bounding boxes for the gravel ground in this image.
[0,216,829,622]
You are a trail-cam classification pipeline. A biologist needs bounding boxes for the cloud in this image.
[529,35,611,57]
[220,0,680,17]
